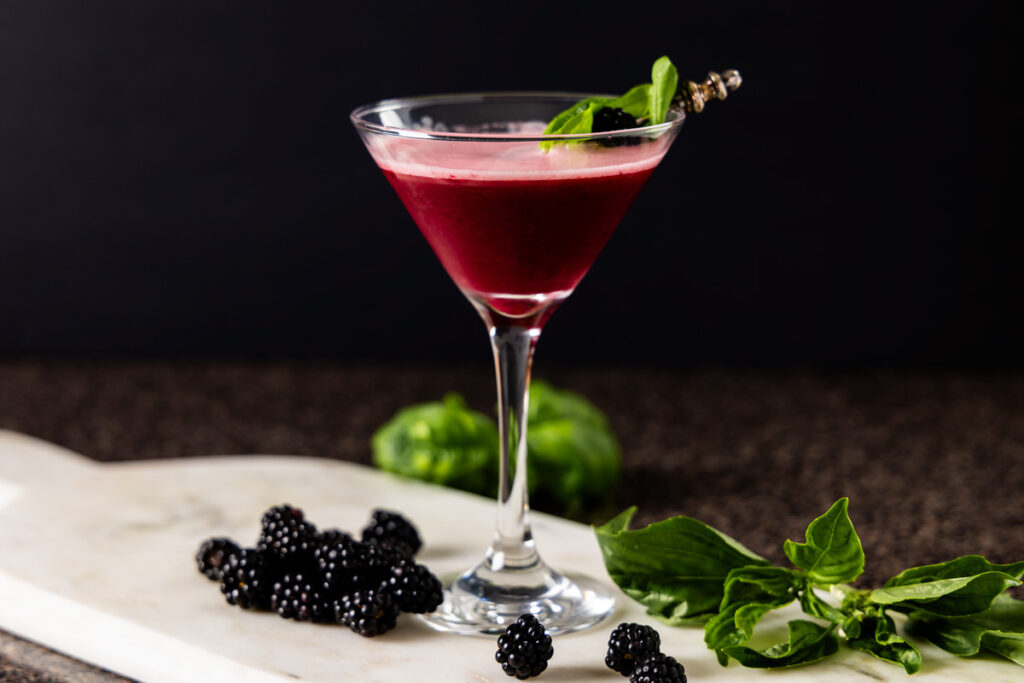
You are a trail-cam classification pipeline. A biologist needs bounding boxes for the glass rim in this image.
[349,91,685,142]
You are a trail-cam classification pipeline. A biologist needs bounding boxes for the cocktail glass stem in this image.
[487,325,540,572]
[418,311,615,636]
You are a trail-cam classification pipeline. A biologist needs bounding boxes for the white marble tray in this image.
[0,429,1017,682]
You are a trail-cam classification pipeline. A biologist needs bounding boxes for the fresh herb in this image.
[648,56,679,125]
[595,498,1024,674]
[541,56,680,150]
[371,381,620,513]
[525,380,621,514]
[371,393,499,496]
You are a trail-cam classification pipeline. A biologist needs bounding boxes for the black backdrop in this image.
[0,2,1018,367]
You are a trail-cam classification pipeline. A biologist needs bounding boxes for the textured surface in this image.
[0,360,1022,681]
[0,433,1020,682]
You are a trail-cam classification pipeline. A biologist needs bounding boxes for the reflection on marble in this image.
[0,430,1019,682]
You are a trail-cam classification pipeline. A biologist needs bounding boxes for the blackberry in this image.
[315,536,396,594]
[495,614,554,679]
[592,107,641,147]
[361,509,422,557]
[195,537,240,581]
[220,549,280,610]
[606,622,662,675]
[271,573,335,623]
[381,558,443,613]
[258,504,318,563]
[630,653,686,683]
[318,528,352,544]
[335,588,400,637]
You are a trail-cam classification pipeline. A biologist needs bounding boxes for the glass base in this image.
[417,559,616,636]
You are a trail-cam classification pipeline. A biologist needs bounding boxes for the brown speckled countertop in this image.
[1,360,1022,681]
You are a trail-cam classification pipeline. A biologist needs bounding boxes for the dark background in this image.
[0,1,1019,367]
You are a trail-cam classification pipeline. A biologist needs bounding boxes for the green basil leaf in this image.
[607,84,650,118]
[721,565,801,608]
[371,393,498,496]
[705,567,800,653]
[542,97,610,135]
[968,592,1024,632]
[648,56,678,125]
[722,620,840,668]
[884,555,1024,587]
[706,599,794,653]
[847,613,923,674]
[980,631,1024,667]
[705,602,756,651]
[783,498,865,585]
[870,571,1021,616]
[907,594,1024,666]
[907,611,987,656]
[594,507,769,624]
[539,98,612,151]
[525,381,621,512]
[799,588,845,623]
[842,613,863,639]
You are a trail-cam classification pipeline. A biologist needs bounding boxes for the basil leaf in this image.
[648,56,678,125]
[969,592,1024,632]
[870,572,1021,616]
[704,567,801,651]
[525,381,621,512]
[800,588,845,623]
[722,620,840,668]
[783,498,865,585]
[705,602,762,651]
[842,613,863,639]
[371,393,498,495]
[981,631,1024,666]
[594,507,769,624]
[847,613,923,674]
[539,98,611,151]
[607,84,650,118]
[721,565,801,607]
[907,594,1024,666]
[907,611,986,656]
[884,555,1024,587]
[542,97,610,136]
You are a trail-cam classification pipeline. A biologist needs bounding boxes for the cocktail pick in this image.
[676,70,743,113]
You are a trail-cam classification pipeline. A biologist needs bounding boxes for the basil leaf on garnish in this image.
[607,83,651,119]
[594,507,769,625]
[540,57,679,149]
[648,55,679,125]
[722,620,840,668]
[542,97,611,136]
[783,497,865,585]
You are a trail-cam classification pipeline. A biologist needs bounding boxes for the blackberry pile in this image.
[605,623,686,683]
[196,505,442,637]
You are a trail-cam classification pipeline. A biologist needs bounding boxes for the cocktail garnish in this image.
[541,56,741,150]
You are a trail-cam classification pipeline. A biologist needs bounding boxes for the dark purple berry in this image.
[606,622,662,675]
[495,614,553,679]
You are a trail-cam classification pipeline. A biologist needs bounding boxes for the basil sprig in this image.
[540,56,679,150]
[595,498,1024,674]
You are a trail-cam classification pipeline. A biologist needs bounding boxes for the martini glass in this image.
[351,93,683,635]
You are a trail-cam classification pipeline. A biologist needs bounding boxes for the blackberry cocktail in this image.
[351,64,738,636]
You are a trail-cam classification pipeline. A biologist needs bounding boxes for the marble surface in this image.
[0,429,1020,682]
